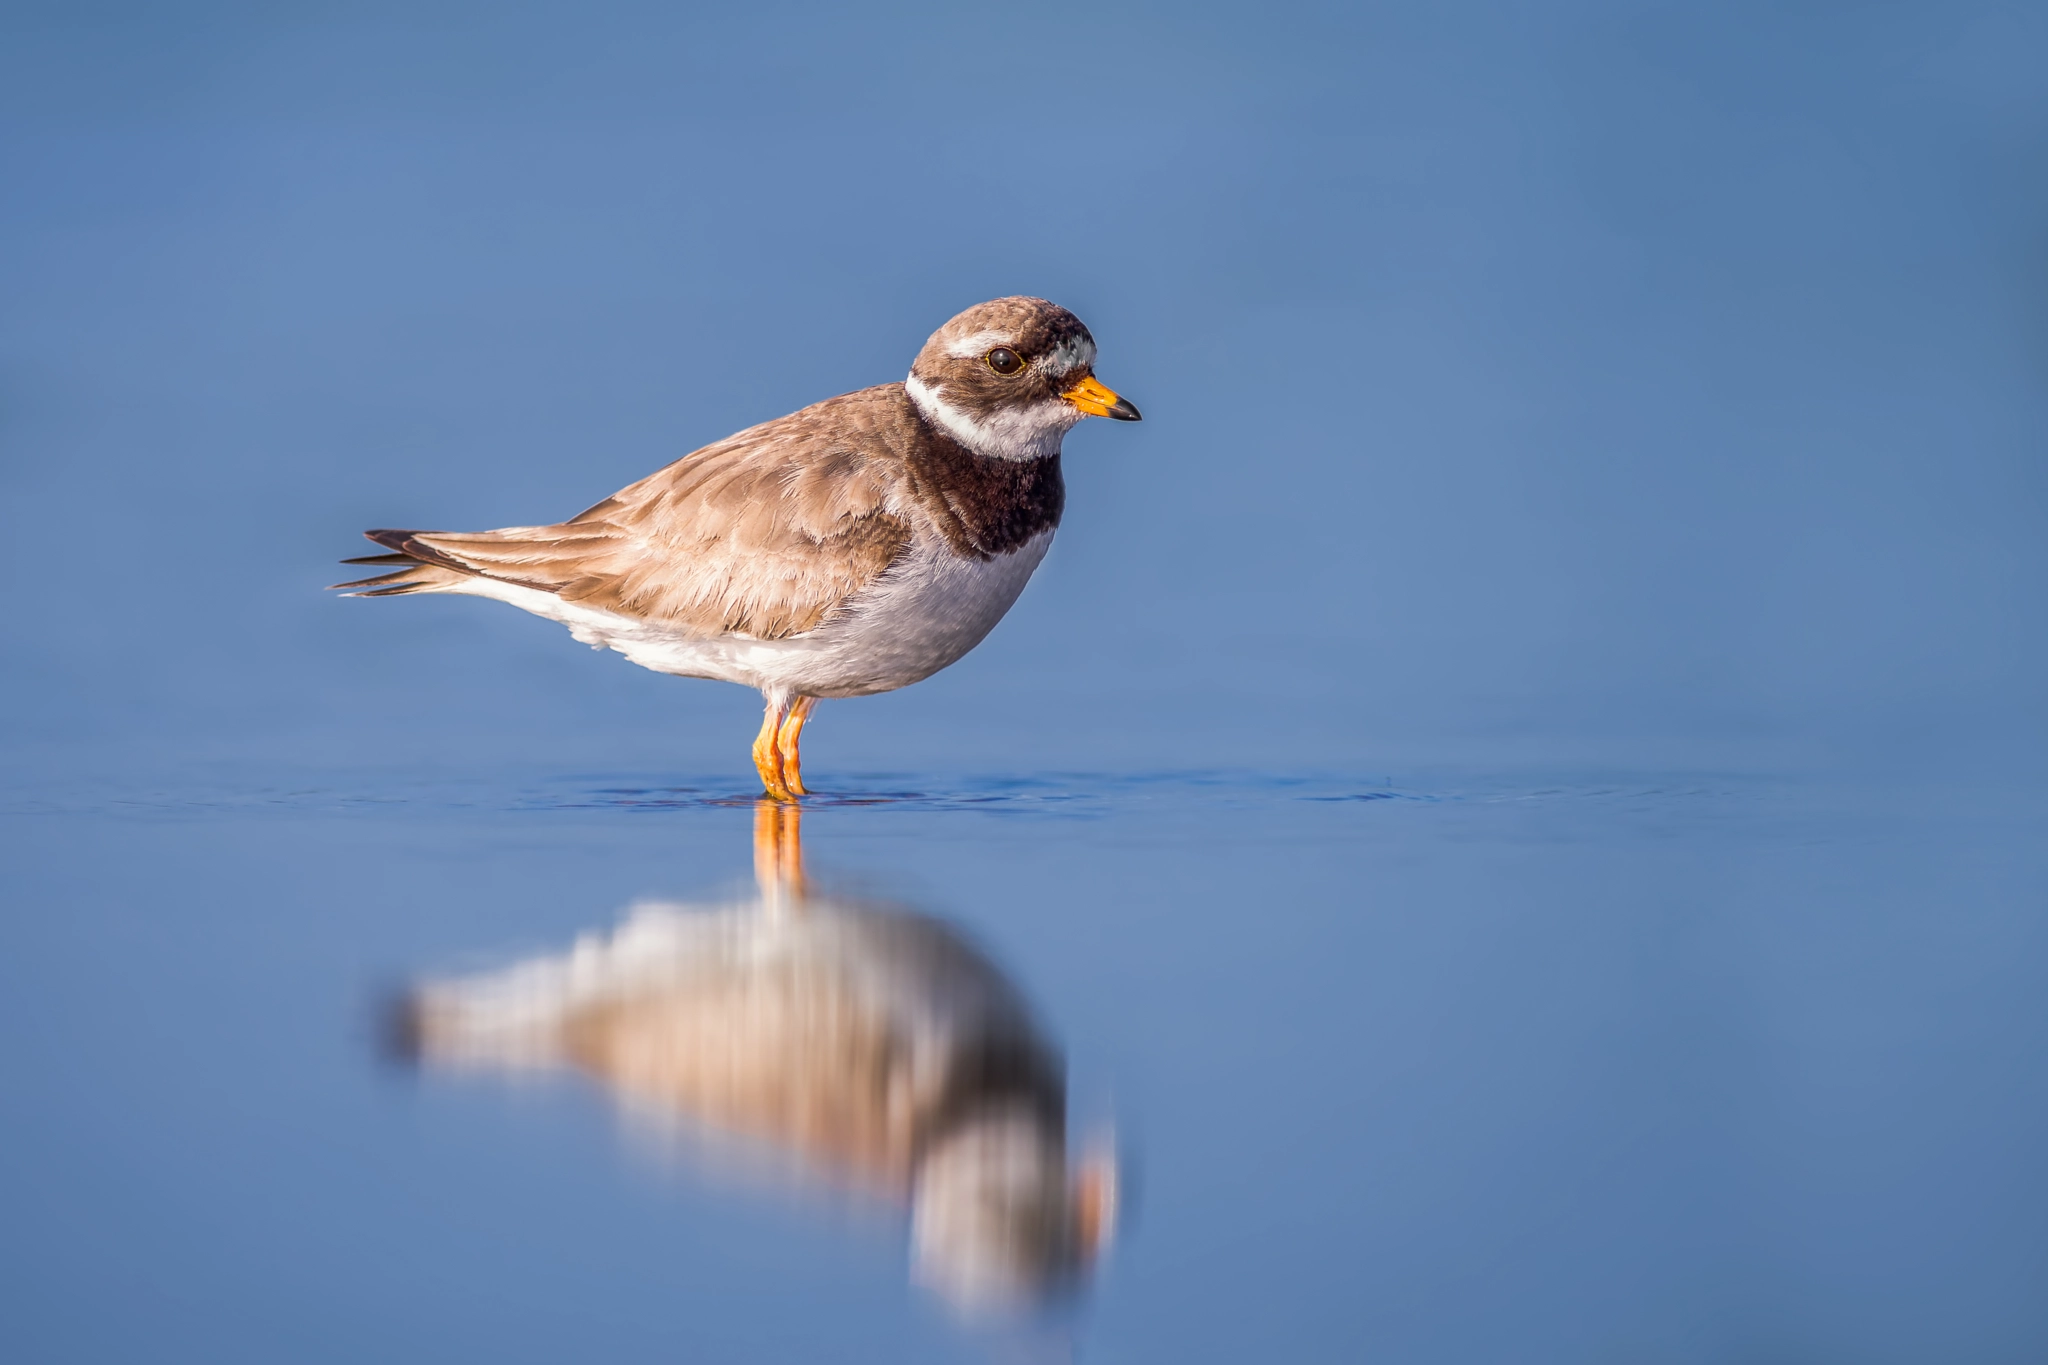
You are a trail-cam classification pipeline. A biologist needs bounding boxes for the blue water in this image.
[4,2,2046,1360]
[4,764,2044,1361]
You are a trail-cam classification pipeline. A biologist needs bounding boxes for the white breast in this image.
[447,530,1054,698]
[780,530,1054,696]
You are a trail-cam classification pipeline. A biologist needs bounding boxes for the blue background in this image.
[5,0,2043,776]
[2,4,2045,1361]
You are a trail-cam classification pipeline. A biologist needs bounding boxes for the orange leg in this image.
[776,696,818,797]
[751,693,817,801]
[752,695,795,801]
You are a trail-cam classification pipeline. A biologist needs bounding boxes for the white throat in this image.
[905,375,1079,462]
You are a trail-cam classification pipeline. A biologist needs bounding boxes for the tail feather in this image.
[330,529,477,595]
[362,527,471,575]
[329,567,438,594]
[333,526,582,598]
[355,527,565,593]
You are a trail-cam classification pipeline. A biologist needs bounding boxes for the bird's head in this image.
[906,296,1140,462]
[909,1107,1119,1316]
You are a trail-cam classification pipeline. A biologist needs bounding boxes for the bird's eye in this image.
[985,347,1024,376]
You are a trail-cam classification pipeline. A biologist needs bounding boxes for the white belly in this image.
[447,530,1053,699]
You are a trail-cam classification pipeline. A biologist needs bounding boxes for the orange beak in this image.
[1063,374,1142,421]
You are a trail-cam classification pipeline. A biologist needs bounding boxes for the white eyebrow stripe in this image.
[943,331,1098,381]
[1040,334,1096,380]
[942,330,1017,360]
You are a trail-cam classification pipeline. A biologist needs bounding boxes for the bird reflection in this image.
[398,802,1115,1314]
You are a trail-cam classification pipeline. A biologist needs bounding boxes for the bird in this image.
[397,800,1117,1313]
[334,296,1140,798]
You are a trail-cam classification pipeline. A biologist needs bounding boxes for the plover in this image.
[335,296,1139,797]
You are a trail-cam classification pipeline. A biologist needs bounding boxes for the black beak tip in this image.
[1108,398,1142,422]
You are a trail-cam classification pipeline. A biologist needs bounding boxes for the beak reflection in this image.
[396,802,1115,1316]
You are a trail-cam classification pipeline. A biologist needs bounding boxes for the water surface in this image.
[4,762,2042,1361]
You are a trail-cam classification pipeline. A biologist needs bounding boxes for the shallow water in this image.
[5,3,2046,1358]
[4,762,2043,1362]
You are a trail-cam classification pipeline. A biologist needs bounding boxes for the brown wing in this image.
[559,979,917,1192]
[343,387,916,639]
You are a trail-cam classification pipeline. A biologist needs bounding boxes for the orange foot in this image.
[751,693,817,801]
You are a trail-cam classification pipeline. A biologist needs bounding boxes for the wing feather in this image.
[358,387,915,638]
